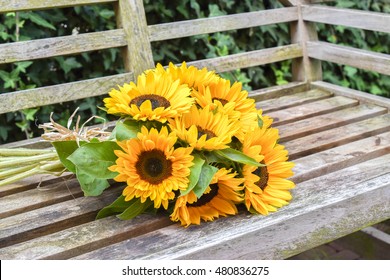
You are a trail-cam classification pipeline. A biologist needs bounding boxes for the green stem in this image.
[0,148,55,156]
[0,153,58,168]
[0,164,38,179]
[0,160,65,187]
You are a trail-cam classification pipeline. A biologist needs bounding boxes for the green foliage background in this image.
[0,0,389,144]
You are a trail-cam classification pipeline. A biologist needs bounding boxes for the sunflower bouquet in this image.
[0,62,295,227]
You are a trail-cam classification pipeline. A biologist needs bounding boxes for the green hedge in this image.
[0,0,389,144]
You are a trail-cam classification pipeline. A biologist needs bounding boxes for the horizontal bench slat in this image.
[0,0,117,13]
[302,5,390,34]
[0,178,83,219]
[187,44,303,73]
[257,89,332,113]
[71,154,390,259]
[0,72,133,114]
[284,114,390,160]
[277,104,387,142]
[0,185,121,248]
[0,29,127,64]
[249,81,309,102]
[307,41,390,76]
[269,95,358,126]
[0,214,172,260]
[311,81,390,109]
[292,131,390,183]
[148,7,298,42]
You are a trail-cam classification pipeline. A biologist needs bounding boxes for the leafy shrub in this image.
[0,0,388,144]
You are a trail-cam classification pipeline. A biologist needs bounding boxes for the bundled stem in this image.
[0,149,65,187]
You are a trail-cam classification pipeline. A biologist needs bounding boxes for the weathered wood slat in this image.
[285,114,390,159]
[0,173,72,198]
[311,81,390,109]
[291,131,390,183]
[249,81,309,102]
[302,5,390,34]
[0,72,133,114]
[0,178,83,219]
[148,7,299,42]
[115,0,154,76]
[0,0,117,13]
[257,89,332,113]
[0,214,172,260]
[307,41,390,76]
[277,104,387,142]
[71,155,390,260]
[0,29,127,64]
[0,185,122,248]
[268,95,358,126]
[187,44,303,73]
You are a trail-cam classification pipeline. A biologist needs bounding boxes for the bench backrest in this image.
[0,0,389,115]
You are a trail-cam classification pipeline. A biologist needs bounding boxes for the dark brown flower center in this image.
[197,126,216,140]
[189,183,219,207]
[253,160,269,190]
[212,97,228,106]
[130,94,171,110]
[136,149,172,184]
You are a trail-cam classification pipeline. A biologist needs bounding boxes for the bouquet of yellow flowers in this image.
[0,62,295,227]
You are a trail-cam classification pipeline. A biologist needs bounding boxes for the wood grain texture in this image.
[0,178,83,219]
[291,131,390,183]
[249,81,309,102]
[290,1,322,81]
[0,0,117,13]
[277,104,387,142]
[307,41,390,76]
[268,95,358,126]
[0,214,172,259]
[257,89,331,113]
[311,81,390,109]
[148,7,299,42]
[187,44,303,73]
[284,114,390,159]
[302,5,390,34]
[71,155,390,259]
[115,0,154,76]
[0,29,127,64]
[0,72,133,114]
[0,185,122,248]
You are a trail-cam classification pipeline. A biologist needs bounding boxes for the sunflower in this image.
[192,79,255,116]
[170,168,244,226]
[154,62,220,91]
[109,126,194,209]
[241,126,295,215]
[169,105,241,151]
[103,70,194,123]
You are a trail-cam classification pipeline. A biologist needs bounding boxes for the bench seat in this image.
[1,81,389,259]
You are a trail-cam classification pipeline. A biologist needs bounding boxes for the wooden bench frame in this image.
[0,0,389,259]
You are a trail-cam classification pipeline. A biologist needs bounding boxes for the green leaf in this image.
[117,198,153,220]
[192,164,218,198]
[67,141,120,179]
[215,148,262,166]
[115,120,139,141]
[52,141,86,173]
[15,61,33,73]
[257,115,264,128]
[180,154,204,196]
[75,167,110,196]
[99,9,115,19]
[96,195,132,219]
[27,13,56,30]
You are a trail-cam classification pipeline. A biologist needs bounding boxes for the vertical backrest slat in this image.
[280,0,322,82]
[114,0,154,77]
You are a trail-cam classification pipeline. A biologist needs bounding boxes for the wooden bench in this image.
[1,0,389,259]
